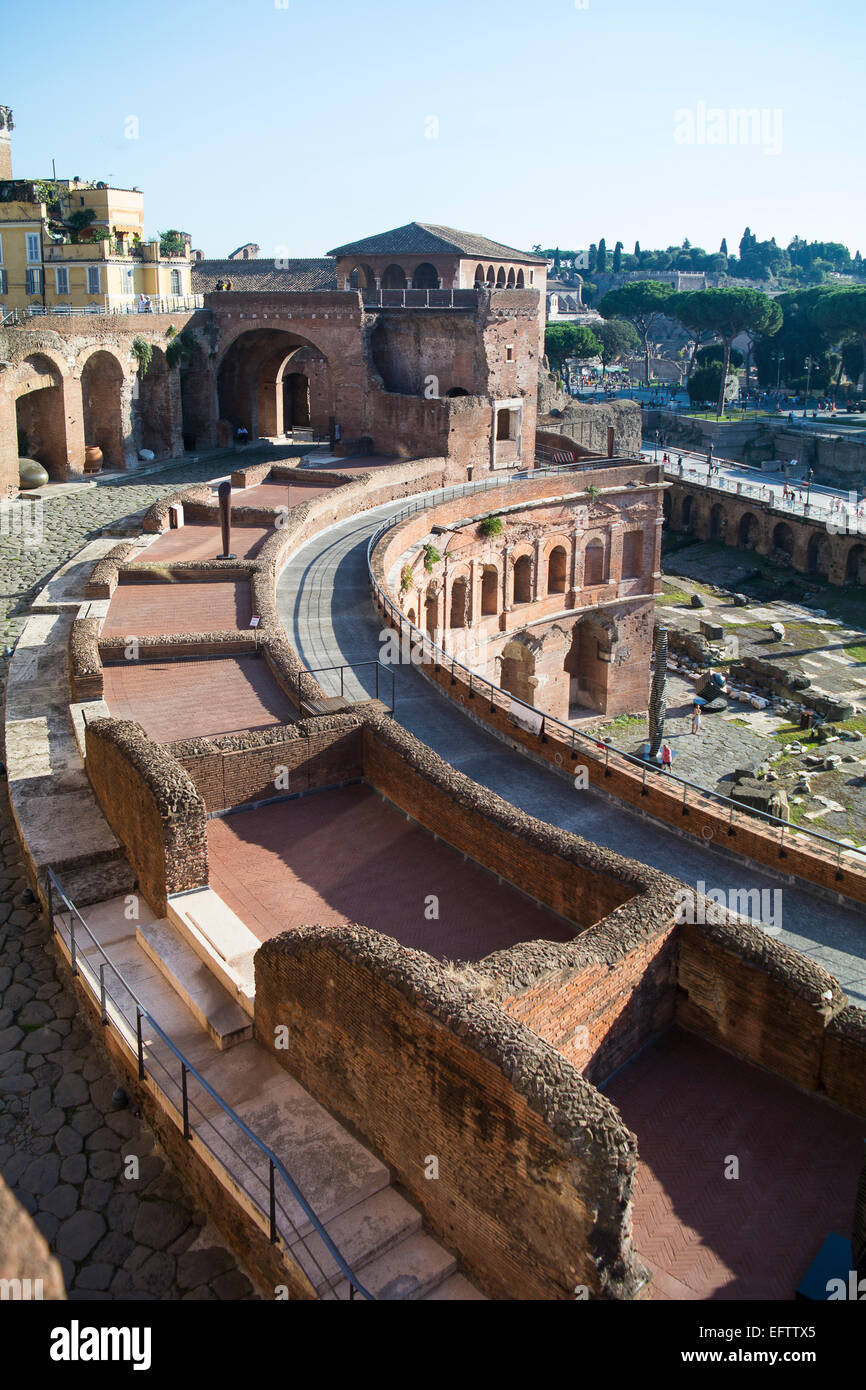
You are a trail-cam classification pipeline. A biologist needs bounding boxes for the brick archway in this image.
[81,349,125,468]
[13,353,69,480]
[217,328,332,439]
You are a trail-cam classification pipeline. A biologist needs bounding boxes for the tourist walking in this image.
[661,743,673,773]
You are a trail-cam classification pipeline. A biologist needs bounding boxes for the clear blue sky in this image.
[4,0,863,259]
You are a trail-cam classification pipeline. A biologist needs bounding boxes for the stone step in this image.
[52,853,137,908]
[136,919,253,1051]
[288,1186,422,1297]
[423,1273,489,1300]
[331,1229,457,1302]
[166,888,258,1017]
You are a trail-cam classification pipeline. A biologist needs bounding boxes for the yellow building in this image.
[0,104,199,321]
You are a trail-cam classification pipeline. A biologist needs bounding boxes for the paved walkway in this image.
[276,497,866,1006]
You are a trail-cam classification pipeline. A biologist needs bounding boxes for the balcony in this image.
[363,288,479,310]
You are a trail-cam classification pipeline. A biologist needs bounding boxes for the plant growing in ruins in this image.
[131,336,153,374]
[478,515,503,538]
[423,543,441,573]
[586,484,600,502]
[400,564,413,593]
[165,330,194,370]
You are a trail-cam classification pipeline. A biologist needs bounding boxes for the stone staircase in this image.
[76,894,486,1302]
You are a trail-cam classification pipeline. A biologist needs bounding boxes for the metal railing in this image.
[297,660,396,713]
[363,288,479,309]
[25,294,203,318]
[664,456,865,528]
[365,496,866,881]
[45,869,373,1301]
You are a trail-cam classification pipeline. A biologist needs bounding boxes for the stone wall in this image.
[254,923,647,1301]
[84,718,207,915]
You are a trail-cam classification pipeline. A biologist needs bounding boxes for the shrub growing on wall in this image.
[423,543,441,573]
[478,515,504,538]
[131,337,153,374]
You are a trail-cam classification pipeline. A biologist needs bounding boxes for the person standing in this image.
[691,702,702,734]
[662,742,673,773]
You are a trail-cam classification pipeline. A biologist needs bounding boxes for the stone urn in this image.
[18,457,49,489]
[84,445,103,474]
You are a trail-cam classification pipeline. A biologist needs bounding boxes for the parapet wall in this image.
[84,718,208,915]
[254,923,647,1301]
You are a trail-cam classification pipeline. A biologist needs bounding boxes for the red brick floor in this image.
[207,785,576,960]
[223,481,336,511]
[606,1029,865,1300]
[131,525,271,565]
[102,655,294,742]
[101,580,252,638]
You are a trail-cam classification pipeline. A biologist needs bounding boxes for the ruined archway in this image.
[710,503,727,541]
[806,531,832,576]
[737,512,761,550]
[217,329,331,438]
[772,522,795,560]
[179,339,213,452]
[500,637,536,706]
[564,618,610,717]
[425,583,440,638]
[681,495,693,530]
[584,539,606,586]
[81,350,125,468]
[137,346,173,458]
[14,354,68,479]
[845,544,866,586]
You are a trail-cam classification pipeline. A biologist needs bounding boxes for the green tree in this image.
[812,287,866,392]
[587,243,597,273]
[544,323,601,375]
[595,318,639,376]
[597,280,675,382]
[612,241,623,273]
[597,238,607,272]
[634,241,641,257]
[159,228,188,257]
[65,208,96,243]
[720,238,728,256]
[666,287,782,415]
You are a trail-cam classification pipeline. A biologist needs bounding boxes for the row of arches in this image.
[474,265,527,288]
[665,488,866,585]
[347,263,443,291]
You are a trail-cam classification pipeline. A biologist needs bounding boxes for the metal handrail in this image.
[45,868,374,1301]
[364,496,866,879]
[297,660,395,712]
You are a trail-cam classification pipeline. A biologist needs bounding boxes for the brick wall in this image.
[254,924,647,1300]
[821,1006,866,1117]
[362,714,636,930]
[676,918,843,1091]
[84,718,208,915]
[168,716,364,813]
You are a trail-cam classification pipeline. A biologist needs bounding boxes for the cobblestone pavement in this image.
[0,451,273,1299]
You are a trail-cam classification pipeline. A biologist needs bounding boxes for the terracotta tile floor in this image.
[207,785,576,960]
[223,481,336,511]
[101,580,252,638]
[102,655,294,743]
[131,524,271,565]
[605,1029,865,1300]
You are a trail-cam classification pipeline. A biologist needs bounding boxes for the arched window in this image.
[486,265,496,285]
[507,268,516,288]
[584,540,605,586]
[516,269,525,288]
[481,566,498,615]
[450,577,468,628]
[496,267,507,288]
[513,554,532,604]
[170,268,182,295]
[381,264,407,289]
[413,263,439,289]
[475,264,486,285]
[547,546,567,593]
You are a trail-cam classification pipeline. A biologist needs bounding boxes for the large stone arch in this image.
[845,541,866,586]
[709,502,727,542]
[499,634,538,706]
[13,352,72,480]
[216,328,333,439]
[179,338,215,452]
[737,511,762,550]
[412,263,440,290]
[806,530,833,577]
[80,348,126,468]
[564,615,615,717]
[771,521,795,561]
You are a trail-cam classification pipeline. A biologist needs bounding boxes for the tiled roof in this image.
[191,259,338,293]
[327,222,547,264]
